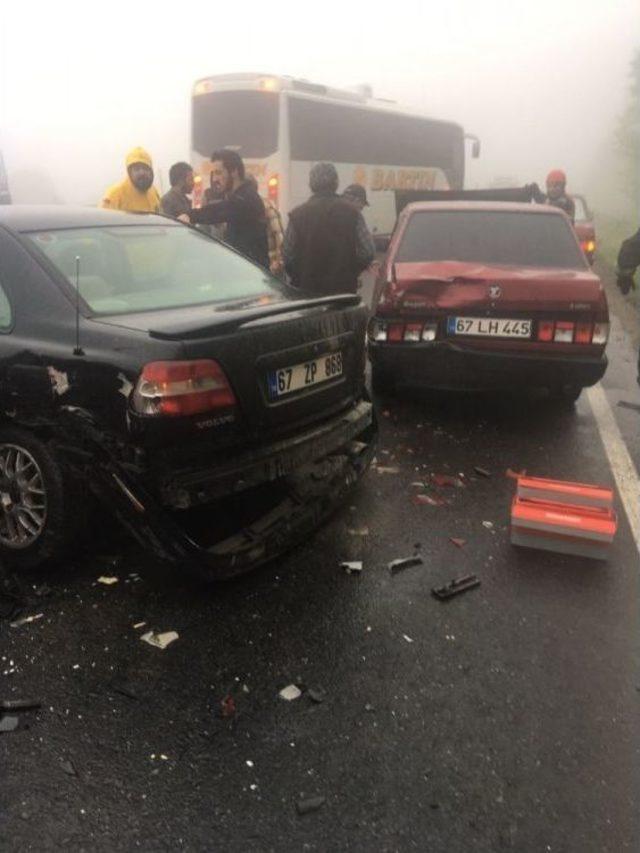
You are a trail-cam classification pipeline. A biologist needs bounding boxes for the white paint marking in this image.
[586,383,640,555]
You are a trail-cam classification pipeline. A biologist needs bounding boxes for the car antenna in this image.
[73,255,84,356]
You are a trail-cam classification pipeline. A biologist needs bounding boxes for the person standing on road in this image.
[101,147,161,213]
[616,228,640,384]
[161,162,194,219]
[244,175,285,277]
[284,163,375,295]
[185,149,269,268]
[342,183,370,214]
[544,169,575,222]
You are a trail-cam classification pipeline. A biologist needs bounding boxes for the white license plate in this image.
[268,352,343,399]
[447,317,532,338]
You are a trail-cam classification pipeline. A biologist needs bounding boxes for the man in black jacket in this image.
[284,163,375,294]
[616,228,640,384]
[186,149,269,268]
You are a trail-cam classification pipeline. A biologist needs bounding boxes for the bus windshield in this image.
[192,91,279,159]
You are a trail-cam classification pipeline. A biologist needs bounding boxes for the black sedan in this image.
[0,206,375,579]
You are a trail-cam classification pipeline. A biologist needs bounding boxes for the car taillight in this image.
[368,319,388,341]
[538,320,554,342]
[581,239,596,254]
[388,324,404,342]
[404,323,422,342]
[133,360,236,417]
[592,322,609,345]
[575,322,593,344]
[422,322,438,341]
[268,175,279,207]
[554,321,574,343]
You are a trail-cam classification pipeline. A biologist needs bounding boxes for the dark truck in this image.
[0,206,375,579]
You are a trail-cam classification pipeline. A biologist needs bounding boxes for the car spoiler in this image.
[148,293,362,340]
[394,184,546,217]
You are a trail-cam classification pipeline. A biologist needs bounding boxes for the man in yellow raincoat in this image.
[101,147,160,212]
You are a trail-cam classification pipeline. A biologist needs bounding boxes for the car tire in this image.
[371,365,396,396]
[0,427,83,570]
[549,384,583,405]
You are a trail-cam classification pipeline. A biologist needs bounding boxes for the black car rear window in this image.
[396,210,587,269]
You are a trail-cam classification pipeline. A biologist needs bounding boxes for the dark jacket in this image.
[190,181,269,268]
[161,187,192,219]
[284,192,374,294]
[618,229,640,273]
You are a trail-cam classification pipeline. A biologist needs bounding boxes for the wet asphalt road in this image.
[2,266,640,852]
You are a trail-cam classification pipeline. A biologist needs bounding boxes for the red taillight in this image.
[268,175,279,207]
[554,321,574,343]
[133,360,236,417]
[538,320,554,342]
[388,324,404,342]
[575,322,593,344]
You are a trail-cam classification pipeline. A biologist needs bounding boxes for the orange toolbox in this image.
[511,476,617,560]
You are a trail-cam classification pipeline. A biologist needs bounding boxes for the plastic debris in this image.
[308,688,326,704]
[0,699,41,712]
[296,796,326,816]
[449,538,466,548]
[474,466,491,478]
[132,622,146,630]
[97,576,119,586]
[220,695,236,718]
[140,631,179,650]
[402,634,414,643]
[432,574,481,601]
[246,760,254,768]
[413,493,446,507]
[10,613,44,628]
[376,466,400,475]
[431,473,465,488]
[60,759,77,777]
[482,521,494,530]
[388,556,423,575]
[347,526,370,536]
[506,468,526,480]
[340,561,363,575]
[0,715,19,732]
[279,684,302,702]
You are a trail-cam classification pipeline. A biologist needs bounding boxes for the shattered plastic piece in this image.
[432,574,481,601]
[449,538,466,549]
[376,466,400,475]
[431,473,465,488]
[402,634,414,643]
[482,521,494,530]
[506,468,527,480]
[97,576,119,586]
[0,715,19,732]
[10,613,44,628]
[132,622,146,630]
[279,685,302,702]
[413,493,446,507]
[340,561,363,575]
[140,631,179,650]
[0,699,41,712]
[220,695,236,718]
[308,688,326,704]
[60,759,77,777]
[347,526,369,536]
[474,466,491,478]
[47,366,70,396]
[246,760,254,768]
[388,556,423,575]
[296,796,326,816]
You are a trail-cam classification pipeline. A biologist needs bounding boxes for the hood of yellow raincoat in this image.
[125,147,153,169]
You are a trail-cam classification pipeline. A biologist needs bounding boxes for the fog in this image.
[1,0,637,212]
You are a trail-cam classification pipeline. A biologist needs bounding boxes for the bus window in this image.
[192,91,279,159]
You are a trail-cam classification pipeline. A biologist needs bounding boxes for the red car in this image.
[368,201,609,402]
[572,194,596,264]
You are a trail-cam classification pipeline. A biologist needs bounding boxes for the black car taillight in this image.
[133,359,236,417]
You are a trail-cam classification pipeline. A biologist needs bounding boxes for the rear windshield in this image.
[192,91,279,159]
[26,225,282,315]
[396,210,587,269]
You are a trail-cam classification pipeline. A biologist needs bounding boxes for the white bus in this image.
[191,73,479,237]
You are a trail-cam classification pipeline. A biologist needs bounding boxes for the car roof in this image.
[402,201,566,215]
[0,205,178,232]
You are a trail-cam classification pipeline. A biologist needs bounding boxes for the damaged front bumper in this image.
[58,401,376,580]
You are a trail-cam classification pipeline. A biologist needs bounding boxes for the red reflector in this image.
[388,324,404,342]
[538,320,554,342]
[134,359,236,417]
[575,322,592,344]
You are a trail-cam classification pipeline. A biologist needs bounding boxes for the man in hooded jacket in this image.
[101,147,161,213]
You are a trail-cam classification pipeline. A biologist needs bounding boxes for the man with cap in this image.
[544,169,575,222]
[342,183,370,213]
[101,147,161,213]
[284,163,375,295]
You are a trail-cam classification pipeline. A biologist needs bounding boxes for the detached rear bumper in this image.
[369,340,607,391]
[59,402,375,580]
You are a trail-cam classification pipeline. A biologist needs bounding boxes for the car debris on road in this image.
[140,631,179,650]
[340,561,363,575]
[279,685,302,701]
[10,613,44,628]
[388,556,423,574]
[296,796,326,816]
[432,575,481,601]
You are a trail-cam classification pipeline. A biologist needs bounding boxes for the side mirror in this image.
[374,234,391,253]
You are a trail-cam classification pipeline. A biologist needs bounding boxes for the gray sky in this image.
[1,0,637,205]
